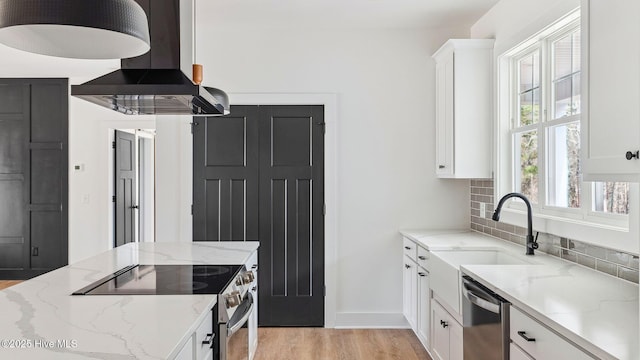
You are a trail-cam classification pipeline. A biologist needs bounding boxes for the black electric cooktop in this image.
[72,264,243,295]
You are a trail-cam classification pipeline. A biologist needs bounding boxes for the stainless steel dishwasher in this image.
[461,275,510,360]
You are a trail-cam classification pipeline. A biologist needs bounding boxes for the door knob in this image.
[626,151,639,160]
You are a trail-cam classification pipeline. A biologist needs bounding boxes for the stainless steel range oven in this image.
[218,265,257,360]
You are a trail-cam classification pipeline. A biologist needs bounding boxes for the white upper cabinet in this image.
[432,39,494,179]
[582,0,640,181]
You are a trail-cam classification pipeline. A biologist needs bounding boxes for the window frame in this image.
[494,9,638,254]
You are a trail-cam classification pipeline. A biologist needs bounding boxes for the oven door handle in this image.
[227,292,254,337]
[462,280,501,314]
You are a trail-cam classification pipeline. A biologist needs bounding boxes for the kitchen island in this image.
[0,242,259,360]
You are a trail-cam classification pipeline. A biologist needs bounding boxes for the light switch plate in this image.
[479,203,486,218]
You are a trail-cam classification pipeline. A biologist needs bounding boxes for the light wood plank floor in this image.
[253,328,432,360]
[0,280,21,290]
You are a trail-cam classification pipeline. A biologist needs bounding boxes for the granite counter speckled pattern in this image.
[400,229,638,360]
[0,242,259,360]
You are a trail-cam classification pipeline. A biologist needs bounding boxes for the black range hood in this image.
[71,0,229,117]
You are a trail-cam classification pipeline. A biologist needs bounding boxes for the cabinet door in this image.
[417,270,430,348]
[431,300,450,360]
[449,315,463,360]
[583,0,640,180]
[435,51,455,177]
[510,343,534,360]
[403,259,418,330]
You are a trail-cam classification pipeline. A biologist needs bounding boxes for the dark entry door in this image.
[115,130,137,247]
[193,105,325,326]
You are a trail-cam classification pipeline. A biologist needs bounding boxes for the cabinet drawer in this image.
[417,246,429,270]
[403,238,417,261]
[194,310,214,360]
[510,307,593,360]
[510,343,534,360]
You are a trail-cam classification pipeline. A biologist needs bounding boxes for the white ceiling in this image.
[199,0,500,29]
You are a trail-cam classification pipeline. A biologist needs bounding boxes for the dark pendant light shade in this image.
[0,0,150,59]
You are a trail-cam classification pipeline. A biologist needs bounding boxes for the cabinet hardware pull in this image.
[440,320,448,328]
[517,331,535,342]
[418,272,427,277]
[626,151,639,160]
[438,165,445,169]
[418,256,427,260]
[404,246,411,250]
[202,333,214,345]
[405,264,411,269]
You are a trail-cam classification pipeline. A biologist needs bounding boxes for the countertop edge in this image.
[460,266,616,360]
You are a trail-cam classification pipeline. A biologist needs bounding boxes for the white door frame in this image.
[229,93,338,328]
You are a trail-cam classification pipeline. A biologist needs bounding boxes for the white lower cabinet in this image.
[403,256,418,330]
[431,299,462,360]
[510,307,594,360]
[402,238,431,351]
[416,269,430,348]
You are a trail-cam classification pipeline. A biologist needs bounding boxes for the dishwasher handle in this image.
[462,278,501,314]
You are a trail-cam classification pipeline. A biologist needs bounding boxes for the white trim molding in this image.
[229,93,339,328]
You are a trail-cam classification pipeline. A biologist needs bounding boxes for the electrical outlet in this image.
[479,203,487,218]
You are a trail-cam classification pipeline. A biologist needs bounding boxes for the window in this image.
[506,18,629,226]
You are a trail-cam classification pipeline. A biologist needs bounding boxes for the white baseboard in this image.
[333,312,410,329]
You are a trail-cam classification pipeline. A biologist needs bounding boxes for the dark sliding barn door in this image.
[193,105,325,326]
[0,79,68,279]
[114,130,137,247]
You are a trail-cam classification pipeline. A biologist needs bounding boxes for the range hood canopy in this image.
[71,0,229,117]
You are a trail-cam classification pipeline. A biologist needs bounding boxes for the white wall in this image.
[155,116,193,243]
[68,97,155,263]
[182,25,472,326]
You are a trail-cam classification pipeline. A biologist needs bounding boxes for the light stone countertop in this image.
[400,229,638,360]
[0,241,259,360]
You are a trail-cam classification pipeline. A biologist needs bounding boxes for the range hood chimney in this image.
[71,0,229,116]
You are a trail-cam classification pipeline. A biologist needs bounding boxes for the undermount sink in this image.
[432,249,537,269]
